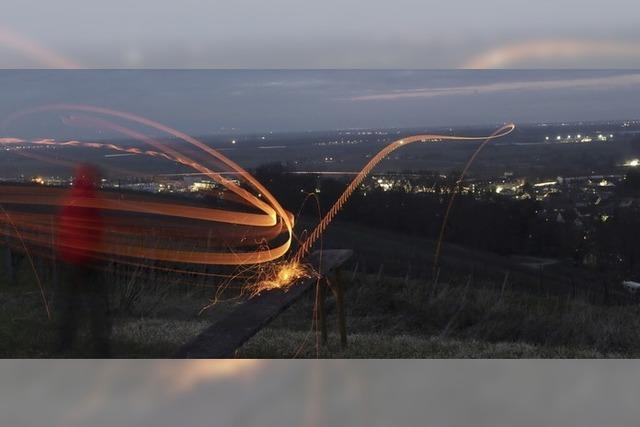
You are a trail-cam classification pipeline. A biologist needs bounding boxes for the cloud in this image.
[240,78,329,89]
[463,39,640,69]
[347,73,640,101]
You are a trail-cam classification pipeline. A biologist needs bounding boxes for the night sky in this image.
[1,70,640,138]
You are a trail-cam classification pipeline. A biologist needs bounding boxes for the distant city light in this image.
[624,159,639,167]
[533,181,557,187]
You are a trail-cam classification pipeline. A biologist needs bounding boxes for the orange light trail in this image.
[251,123,514,296]
[0,204,51,319]
[432,124,514,275]
[0,26,80,68]
[291,123,516,264]
[1,104,294,266]
[1,104,514,300]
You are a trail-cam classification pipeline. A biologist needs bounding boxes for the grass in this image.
[237,330,614,358]
[2,218,640,358]
[109,318,210,357]
[3,264,640,357]
[0,290,56,357]
[0,291,213,357]
[0,264,234,357]
[237,272,640,358]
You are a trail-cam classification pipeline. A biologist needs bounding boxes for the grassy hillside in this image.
[237,272,640,358]
[0,218,637,357]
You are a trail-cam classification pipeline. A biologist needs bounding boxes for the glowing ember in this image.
[245,123,514,297]
[246,261,316,297]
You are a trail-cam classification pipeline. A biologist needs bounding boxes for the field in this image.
[1,216,638,358]
[238,273,638,358]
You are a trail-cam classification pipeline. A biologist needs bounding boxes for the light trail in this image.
[0,204,51,320]
[1,104,514,301]
[291,123,516,264]
[250,123,514,296]
[1,104,294,266]
[432,124,513,276]
[0,26,80,68]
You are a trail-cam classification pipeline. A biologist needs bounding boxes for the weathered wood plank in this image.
[175,249,352,358]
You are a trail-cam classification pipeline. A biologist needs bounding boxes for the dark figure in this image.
[56,165,111,356]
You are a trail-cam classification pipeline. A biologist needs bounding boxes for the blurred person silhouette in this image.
[55,164,111,356]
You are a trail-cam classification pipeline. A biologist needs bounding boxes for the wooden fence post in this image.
[375,264,384,283]
[404,262,411,287]
[500,270,510,300]
[317,277,328,345]
[429,267,440,301]
[538,265,544,295]
[334,269,347,349]
[2,224,14,284]
[350,261,359,282]
[602,279,610,306]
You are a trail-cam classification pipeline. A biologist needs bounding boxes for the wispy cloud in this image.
[347,73,640,101]
[463,40,640,68]
[231,78,329,96]
[240,78,328,89]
